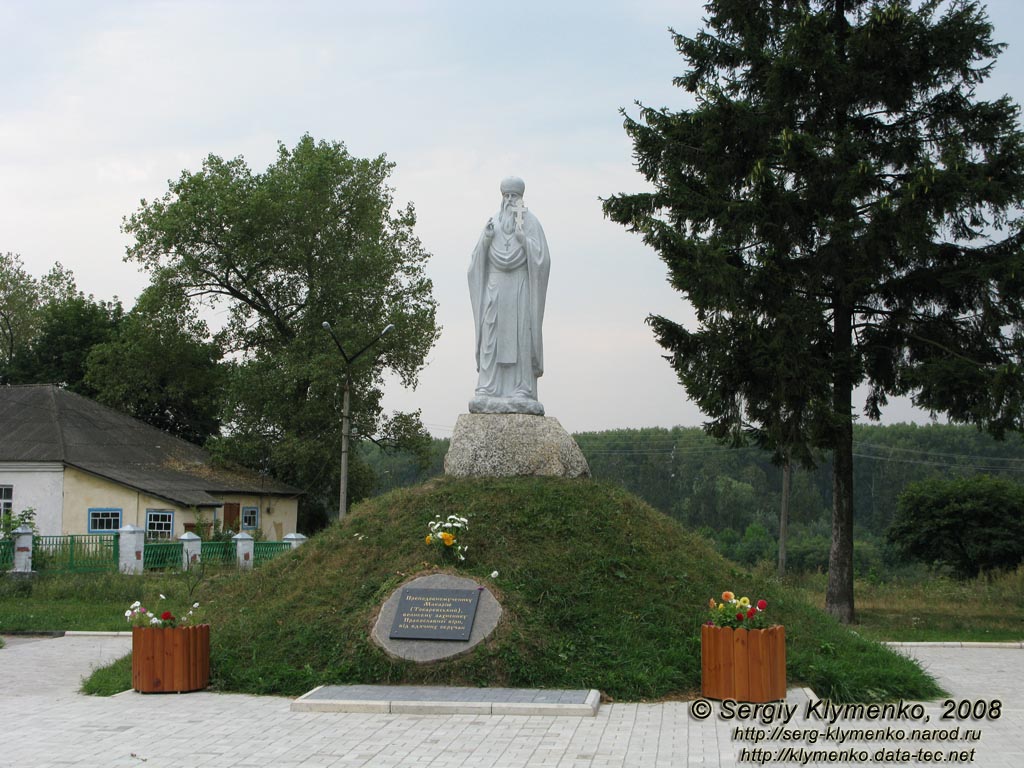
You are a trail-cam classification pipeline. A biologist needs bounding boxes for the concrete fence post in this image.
[179,531,202,569]
[283,532,307,550]
[12,525,34,573]
[118,524,145,575]
[232,532,254,570]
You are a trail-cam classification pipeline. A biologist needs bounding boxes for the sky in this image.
[4,0,1024,438]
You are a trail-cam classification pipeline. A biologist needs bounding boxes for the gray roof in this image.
[0,385,302,507]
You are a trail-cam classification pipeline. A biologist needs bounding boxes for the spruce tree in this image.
[605,0,1024,622]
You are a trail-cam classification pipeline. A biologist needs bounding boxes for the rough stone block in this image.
[443,414,590,478]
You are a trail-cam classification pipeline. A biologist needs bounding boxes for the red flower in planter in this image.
[126,597,201,629]
[706,589,773,630]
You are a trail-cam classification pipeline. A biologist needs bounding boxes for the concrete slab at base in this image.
[290,685,601,716]
[493,690,602,717]
[292,699,391,714]
[391,701,493,715]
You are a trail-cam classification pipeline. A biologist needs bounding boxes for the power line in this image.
[852,441,1024,464]
[583,443,1024,471]
[851,451,1024,473]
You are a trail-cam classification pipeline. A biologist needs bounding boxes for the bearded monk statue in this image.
[467,176,550,416]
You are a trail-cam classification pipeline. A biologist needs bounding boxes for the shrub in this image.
[734,522,776,566]
[888,475,1024,579]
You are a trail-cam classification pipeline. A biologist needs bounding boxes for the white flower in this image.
[193,602,199,609]
[490,571,499,579]
[130,601,141,610]
[149,616,160,625]
[124,610,132,619]
[159,594,166,600]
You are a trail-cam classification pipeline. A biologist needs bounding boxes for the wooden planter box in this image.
[701,624,786,702]
[132,624,210,693]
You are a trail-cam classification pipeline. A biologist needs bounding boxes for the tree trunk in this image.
[827,427,856,623]
[826,304,856,624]
[823,0,856,624]
[778,453,791,578]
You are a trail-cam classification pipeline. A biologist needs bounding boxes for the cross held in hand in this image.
[510,201,528,232]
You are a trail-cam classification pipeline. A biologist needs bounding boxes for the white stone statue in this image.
[468,177,550,415]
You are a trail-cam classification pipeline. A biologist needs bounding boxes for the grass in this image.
[8,478,967,702]
[0,571,150,632]
[198,477,943,702]
[0,570,217,632]
[787,568,1024,643]
[80,653,132,696]
[0,569,232,697]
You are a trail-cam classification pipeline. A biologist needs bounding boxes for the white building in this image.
[0,385,302,540]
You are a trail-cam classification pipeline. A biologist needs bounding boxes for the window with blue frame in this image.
[241,506,259,530]
[88,508,122,532]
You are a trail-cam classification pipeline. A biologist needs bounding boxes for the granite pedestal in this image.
[443,413,590,478]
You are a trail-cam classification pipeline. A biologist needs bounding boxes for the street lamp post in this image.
[322,320,395,520]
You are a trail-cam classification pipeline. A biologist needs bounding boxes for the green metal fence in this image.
[144,540,183,570]
[200,540,235,566]
[0,538,13,570]
[254,541,291,566]
[9,534,293,573]
[33,534,118,573]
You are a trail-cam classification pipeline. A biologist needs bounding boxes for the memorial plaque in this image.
[389,588,481,641]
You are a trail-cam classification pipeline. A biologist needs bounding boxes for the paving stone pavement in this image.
[1,634,1021,767]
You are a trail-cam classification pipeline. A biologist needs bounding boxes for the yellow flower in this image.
[440,531,455,547]
[425,535,433,545]
[739,597,751,607]
[722,591,734,602]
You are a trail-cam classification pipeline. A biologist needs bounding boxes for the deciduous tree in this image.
[5,291,122,395]
[890,474,1024,577]
[85,284,225,444]
[0,255,78,379]
[124,135,440,530]
[0,252,37,372]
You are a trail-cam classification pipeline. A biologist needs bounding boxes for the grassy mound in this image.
[205,477,943,702]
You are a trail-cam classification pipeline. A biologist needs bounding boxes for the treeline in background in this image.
[361,422,1024,578]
